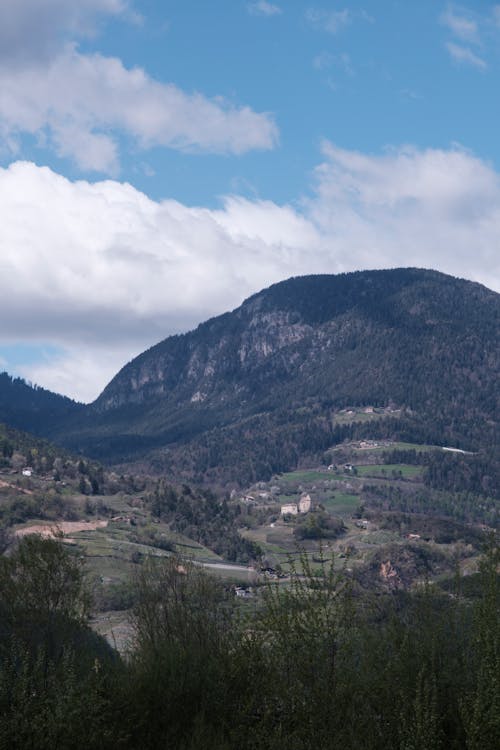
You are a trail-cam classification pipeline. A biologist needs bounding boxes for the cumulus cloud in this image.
[0,1,278,171]
[0,162,311,399]
[308,143,500,277]
[0,47,278,172]
[1,146,499,400]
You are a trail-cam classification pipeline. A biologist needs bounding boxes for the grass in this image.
[277,470,346,486]
[354,464,422,479]
[204,566,255,583]
[96,494,141,513]
[384,442,438,453]
[278,469,333,484]
[333,411,385,425]
[71,522,228,587]
[363,530,400,544]
[320,492,361,515]
[350,442,434,454]
[241,522,297,557]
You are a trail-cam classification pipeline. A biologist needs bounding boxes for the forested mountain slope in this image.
[0,373,82,435]
[52,268,499,483]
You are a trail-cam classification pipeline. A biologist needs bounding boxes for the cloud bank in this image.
[1,144,499,400]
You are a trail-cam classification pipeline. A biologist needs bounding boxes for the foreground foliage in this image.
[0,536,498,749]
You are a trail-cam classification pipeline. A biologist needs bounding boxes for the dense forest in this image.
[0,373,81,435]
[0,535,498,749]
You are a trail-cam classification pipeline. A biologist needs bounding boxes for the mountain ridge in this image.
[41,267,499,483]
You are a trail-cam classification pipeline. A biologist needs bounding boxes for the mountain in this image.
[0,372,82,436]
[51,268,499,484]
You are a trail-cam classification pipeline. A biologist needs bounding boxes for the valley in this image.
[0,269,498,750]
[1,413,496,652]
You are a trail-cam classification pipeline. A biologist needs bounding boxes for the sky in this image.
[0,0,499,402]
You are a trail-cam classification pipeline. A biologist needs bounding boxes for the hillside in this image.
[52,268,499,484]
[0,372,82,435]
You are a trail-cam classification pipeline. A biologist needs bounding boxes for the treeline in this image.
[382,448,500,499]
[0,535,498,749]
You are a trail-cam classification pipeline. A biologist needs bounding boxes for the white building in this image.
[298,493,312,513]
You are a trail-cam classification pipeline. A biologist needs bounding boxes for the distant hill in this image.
[51,268,499,484]
[0,373,82,436]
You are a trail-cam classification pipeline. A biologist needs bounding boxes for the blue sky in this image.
[0,1,499,401]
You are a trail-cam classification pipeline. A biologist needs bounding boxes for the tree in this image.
[0,535,120,750]
[461,536,500,749]
[0,533,91,656]
[249,549,353,747]
[128,555,237,748]
[132,554,234,659]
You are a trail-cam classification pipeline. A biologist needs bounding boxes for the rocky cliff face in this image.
[95,304,315,413]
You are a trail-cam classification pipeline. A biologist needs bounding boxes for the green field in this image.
[320,492,361,515]
[350,441,436,454]
[61,520,224,586]
[333,410,385,425]
[278,469,344,484]
[355,464,422,479]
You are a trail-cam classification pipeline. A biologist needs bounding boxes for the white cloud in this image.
[306,7,352,34]
[18,345,138,405]
[0,0,132,65]
[0,147,499,401]
[247,1,282,16]
[308,142,500,281]
[440,7,479,43]
[0,2,277,171]
[306,7,372,34]
[440,4,500,69]
[445,41,487,69]
[0,47,279,172]
[0,162,312,399]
